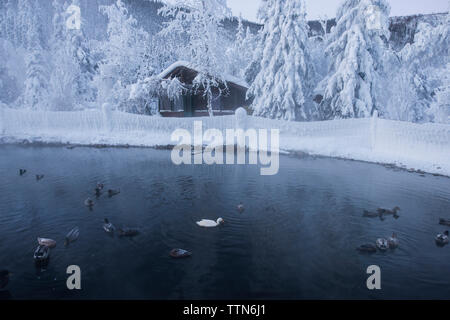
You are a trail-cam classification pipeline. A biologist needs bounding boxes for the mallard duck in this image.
[36,175,44,181]
[117,228,139,237]
[65,227,80,246]
[84,198,94,207]
[170,249,192,258]
[435,231,449,246]
[34,245,50,262]
[237,203,245,213]
[439,219,450,227]
[37,238,56,248]
[196,218,224,228]
[357,244,377,253]
[0,270,11,289]
[103,218,115,233]
[376,238,389,251]
[388,233,399,249]
[108,189,120,197]
[19,169,27,176]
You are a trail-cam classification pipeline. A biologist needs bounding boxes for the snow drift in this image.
[1,108,448,176]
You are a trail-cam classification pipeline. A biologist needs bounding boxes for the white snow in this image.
[1,108,449,176]
[158,60,249,89]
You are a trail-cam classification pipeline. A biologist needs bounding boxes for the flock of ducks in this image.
[1,169,246,287]
[2,169,448,290]
[357,206,450,253]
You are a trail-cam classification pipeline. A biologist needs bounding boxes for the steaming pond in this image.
[0,145,449,299]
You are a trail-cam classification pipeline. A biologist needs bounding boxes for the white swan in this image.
[196,218,224,228]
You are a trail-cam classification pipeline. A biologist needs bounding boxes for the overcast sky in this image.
[228,0,449,22]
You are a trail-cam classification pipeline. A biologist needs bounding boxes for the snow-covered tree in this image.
[22,0,49,110]
[247,0,314,121]
[159,0,231,116]
[47,0,96,110]
[93,0,151,110]
[318,0,391,120]
[225,15,256,79]
[397,11,450,123]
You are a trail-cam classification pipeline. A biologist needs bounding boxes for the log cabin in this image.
[158,61,249,117]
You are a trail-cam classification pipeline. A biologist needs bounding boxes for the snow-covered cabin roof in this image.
[158,61,249,89]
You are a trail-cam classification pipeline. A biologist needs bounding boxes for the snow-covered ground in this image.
[1,108,449,176]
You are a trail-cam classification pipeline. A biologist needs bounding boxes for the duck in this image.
[196,218,224,228]
[377,206,401,216]
[388,233,399,249]
[37,238,57,248]
[363,210,384,220]
[103,218,115,233]
[170,249,192,259]
[376,238,389,251]
[439,219,450,227]
[95,183,104,196]
[108,189,120,197]
[19,169,27,176]
[117,228,139,237]
[356,244,377,253]
[435,231,449,246]
[0,270,11,289]
[65,227,80,246]
[84,198,94,207]
[36,175,44,181]
[34,245,50,262]
[237,203,245,213]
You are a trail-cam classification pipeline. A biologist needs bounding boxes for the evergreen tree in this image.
[319,0,391,119]
[22,0,49,109]
[247,0,314,121]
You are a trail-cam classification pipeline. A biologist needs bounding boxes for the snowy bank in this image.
[0,108,449,176]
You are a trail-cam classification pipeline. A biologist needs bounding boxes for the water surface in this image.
[0,145,449,300]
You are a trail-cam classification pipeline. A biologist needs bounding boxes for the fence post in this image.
[371,110,378,151]
[0,105,4,135]
[102,103,112,133]
[235,107,248,131]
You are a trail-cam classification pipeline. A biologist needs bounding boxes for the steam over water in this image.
[0,145,449,299]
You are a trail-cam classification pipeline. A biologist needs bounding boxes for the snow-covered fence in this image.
[0,108,449,175]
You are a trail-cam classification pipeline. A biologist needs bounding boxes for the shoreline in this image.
[1,140,448,179]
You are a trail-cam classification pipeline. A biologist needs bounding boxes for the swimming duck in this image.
[19,169,27,176]
[103,218,115,233]
[95,183,104,196]
[37,238,57,248]
[84,198,94,207]
[36,175,44,181]
[237,203,245,213]
[65,227,80,246]
[117,228,139,237]
[439,219,450,227]
[376,238,389,251]
[108,189,120,197]
[363,210,384,220]
[170,249,192,259]
[34,245,50,262]
[0,270,11,289]
[377,207,400,216]
[388,233,399,249]
[196,218,224,228]
[357,244,377,253]
[435,231,449,246]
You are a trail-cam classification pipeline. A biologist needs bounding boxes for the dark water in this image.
[0,145,449,300]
